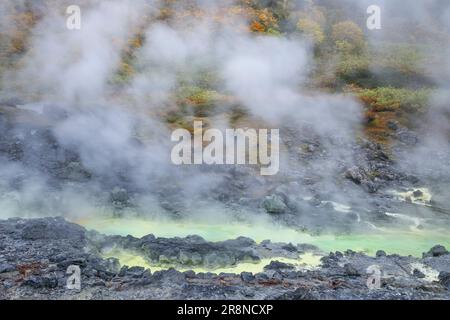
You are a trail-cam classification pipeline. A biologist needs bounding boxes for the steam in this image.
[357,0,450,184]
[0,0,367,224]
[12,0,149,103]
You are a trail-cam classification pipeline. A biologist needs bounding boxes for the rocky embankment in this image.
[1,101,441,235]
[0,217,449,300]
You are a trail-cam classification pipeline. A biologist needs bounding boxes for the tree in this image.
[297,18,324,45]
[331,20,365,54]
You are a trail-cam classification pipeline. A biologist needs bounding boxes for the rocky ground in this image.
[2,101,449,235]
[0,217,449,300]
[1,101,450,300]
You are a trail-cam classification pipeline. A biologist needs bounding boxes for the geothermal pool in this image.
[76,216,450,258]
[72,215,450,273]
[102,248,323,274]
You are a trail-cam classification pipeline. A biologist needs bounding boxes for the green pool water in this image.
[76,216,450,257]
[102,249,323,274]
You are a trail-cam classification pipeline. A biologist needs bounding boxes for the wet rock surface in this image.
[0,218,449,300]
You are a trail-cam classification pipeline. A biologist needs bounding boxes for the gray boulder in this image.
[424,245,448,258]
[21,217,85,242]
[263,195,287,214]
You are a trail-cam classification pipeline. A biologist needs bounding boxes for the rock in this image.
[262,195,287,214]
[0,263,15,273]
[56,256,88,269]
[264,261,295,271]
[153,268,185,284]
[345,167,364,185]
[203,253,235,268]
[285,271,300,279]
[142,269,152,279]
[297,244,320,252]
[413,190,423,198]
[179,251,202,265]
[21,218,85,242]
[23,275,58,289]
[376,250,387,258]
[97,270,115,281]
[219,273,235,279]
[397,129,418,146]
[223,237,256,247]
[281,243,297,252]
[424,245,448,258]
[438,272,450,290]
[178,251,190,265]
[363,181,379,193]
[118,266,128,277]
[270,271,284,282]
[255,273,269,282]
[240,272,255,283]
[241,288,255,298]
[412,269,426,279]
[64,161,91,181]
[155,254,174,265]
[345,249,356,256]
[93,280,106,287]
[421,254,450,275]
[110,187,130,206]
[183,270,196,278]
[104,257,121,274]
[126,266,146,278]
[185,235,207,244]
[276,287,316,300]
[387,121,398,131]
[2,280,14,289]
[344,263,360,276]
[345,166,379,193]
[140,234,156,242]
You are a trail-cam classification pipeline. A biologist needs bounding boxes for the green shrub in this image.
[176,86,221,117]
[371,43,425,76]
[336,54,370,77]
[333,42,433,88]
[355,87,432,113]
